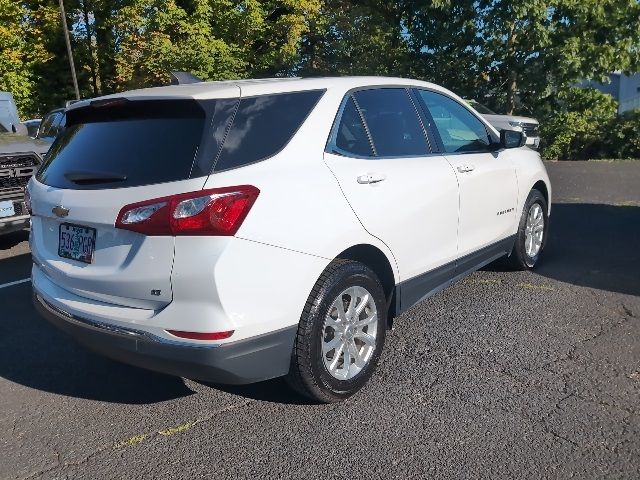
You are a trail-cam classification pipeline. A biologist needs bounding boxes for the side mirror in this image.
[500,129,526,149]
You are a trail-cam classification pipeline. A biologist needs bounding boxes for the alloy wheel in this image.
[321,286,378,380]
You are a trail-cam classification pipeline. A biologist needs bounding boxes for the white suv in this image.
[29,77,551,403]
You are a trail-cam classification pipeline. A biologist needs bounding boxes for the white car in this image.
[29,77,551,403]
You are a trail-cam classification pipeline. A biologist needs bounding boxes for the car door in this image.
[323,87,460,306]
[414,89,518,266]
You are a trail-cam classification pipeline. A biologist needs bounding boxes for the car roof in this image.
[67,76,454,110]
[45,108,65,115]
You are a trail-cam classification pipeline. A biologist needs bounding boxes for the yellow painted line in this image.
[517,282,555,291]
[112,400,252,450]
[158,421,198,436]
[113,434,148,449]
[465,278,502,285]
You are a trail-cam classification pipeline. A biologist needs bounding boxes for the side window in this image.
[353,88,429,157]
[50,113,66,137]
[38,112,60,138]
[55,113,66,135]
[214,90,324,172]
[417,90,491,153]
[335,96,373,157]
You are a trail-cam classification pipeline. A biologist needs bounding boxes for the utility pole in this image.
[58,0,80,100]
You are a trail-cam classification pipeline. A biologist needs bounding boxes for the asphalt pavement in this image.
[1,161,639,479]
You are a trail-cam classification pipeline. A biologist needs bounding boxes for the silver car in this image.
[466,100,540,149]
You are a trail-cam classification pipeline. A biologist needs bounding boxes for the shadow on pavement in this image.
[0,252,32,284]
[0,229,28,250]
[535,203,640,296]
[0,284,194,404]
[203,378,315,405]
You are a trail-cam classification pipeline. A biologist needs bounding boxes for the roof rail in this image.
[170,72,203,85]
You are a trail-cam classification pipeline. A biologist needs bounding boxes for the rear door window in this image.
[213,90,325,172]
[352,88,429,157]
[334,96,374,157]
[37,100,208,190]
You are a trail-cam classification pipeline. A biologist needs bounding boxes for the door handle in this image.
[457,164,475,173]
[357,173,386,184]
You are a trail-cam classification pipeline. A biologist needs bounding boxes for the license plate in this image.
[0,200,15,218]
[58,223,96,264]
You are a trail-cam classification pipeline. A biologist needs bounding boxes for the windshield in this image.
[466,100,497,115]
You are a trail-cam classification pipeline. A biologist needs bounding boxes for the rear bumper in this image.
[33,291,296,385]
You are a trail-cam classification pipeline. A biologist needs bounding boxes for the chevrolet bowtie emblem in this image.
[52,206,70,218]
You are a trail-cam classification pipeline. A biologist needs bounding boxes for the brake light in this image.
[166,330,234,340]
[115,185,259,236]
[24,187,32,215]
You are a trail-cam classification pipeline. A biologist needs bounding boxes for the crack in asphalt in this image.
[20,400,253,479]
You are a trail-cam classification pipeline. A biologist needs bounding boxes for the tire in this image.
[506,189,548,270]
[286,259,387,403]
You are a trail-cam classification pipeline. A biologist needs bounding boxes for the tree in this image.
[108,0,322,90]
[0,0,50,117]
[298,0,420,76]
[409,0,640,114]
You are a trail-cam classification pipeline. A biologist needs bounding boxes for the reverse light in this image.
[166,329,234,340]
[120,202,167,224]
[115,185,259,236]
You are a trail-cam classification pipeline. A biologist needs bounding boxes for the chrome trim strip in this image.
[37,294,154,340]
[35,293,223,349]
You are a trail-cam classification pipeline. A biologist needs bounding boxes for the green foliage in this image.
[606,109,640,159]
[539,87,640,160]
[0,0,50,116]
[112,0,247,89]
[1,0,639,162]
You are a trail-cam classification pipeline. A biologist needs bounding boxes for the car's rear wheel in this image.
[286,259,387,403]
[506,188,548,270]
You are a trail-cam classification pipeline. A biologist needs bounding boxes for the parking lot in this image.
[1,160,639,479]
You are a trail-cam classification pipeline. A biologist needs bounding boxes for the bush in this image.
[539,87,618,160]
[606,109,640,159]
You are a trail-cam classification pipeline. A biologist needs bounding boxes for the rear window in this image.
[213,90,324,172]
[37,99,208,190]
[37,91,324,190]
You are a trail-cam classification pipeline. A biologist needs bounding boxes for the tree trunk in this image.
[81,0,99,96]
[93,3,116,93]
[503,22,519,114]
[506,70,517,115]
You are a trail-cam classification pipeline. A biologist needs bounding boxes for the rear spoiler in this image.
[170,72,203,85]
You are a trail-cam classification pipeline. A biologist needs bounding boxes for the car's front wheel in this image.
[286,260,387,403]
[506,188,548,270]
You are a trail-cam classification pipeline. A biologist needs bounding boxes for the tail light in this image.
[115,185,259,236]
[24,187,32,215]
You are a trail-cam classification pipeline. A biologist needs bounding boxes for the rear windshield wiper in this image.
[65,171,128,185]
